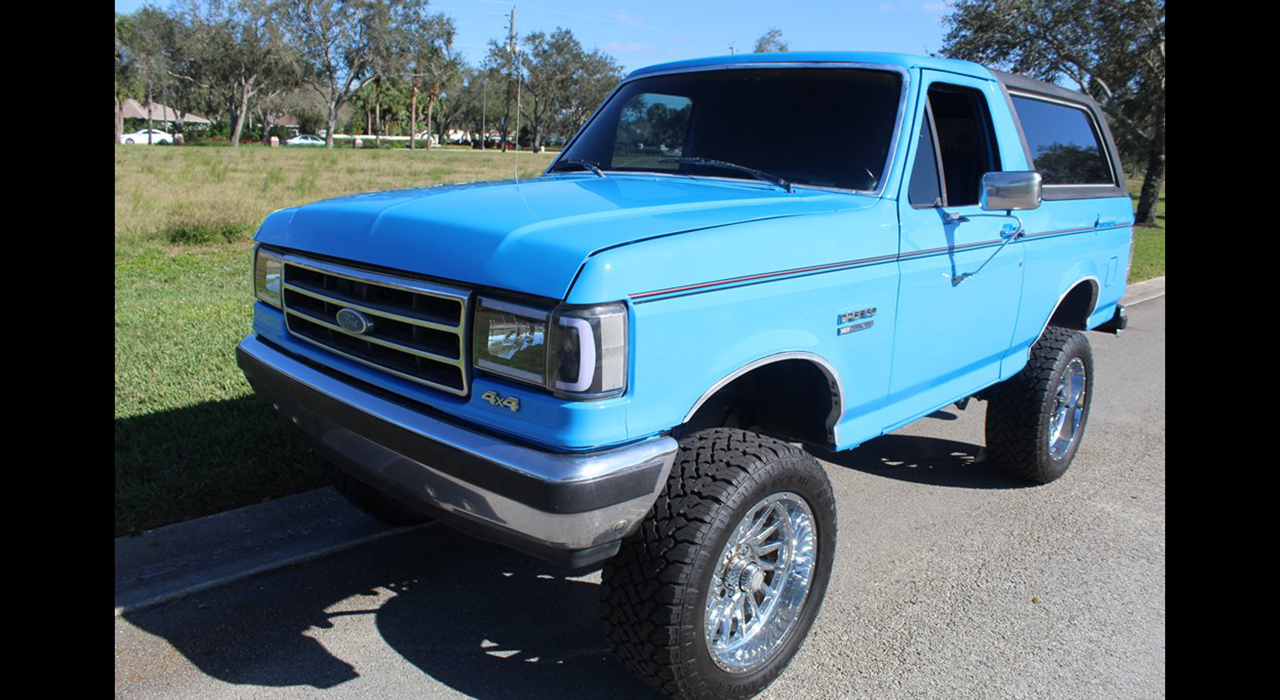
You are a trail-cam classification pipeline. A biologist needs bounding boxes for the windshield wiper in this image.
[549,158,605,177]
[658,156,792,193]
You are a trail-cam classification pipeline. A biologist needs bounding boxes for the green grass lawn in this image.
[114,146,555,536]
[1127,177,1165,282]
[115,147,1166,536]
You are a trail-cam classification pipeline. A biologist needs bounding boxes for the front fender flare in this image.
[682,348,845,442]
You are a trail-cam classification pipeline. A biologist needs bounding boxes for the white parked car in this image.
[286,134,325,147]
[121,129,173,145]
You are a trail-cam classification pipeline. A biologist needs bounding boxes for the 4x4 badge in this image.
[481,390,520,412]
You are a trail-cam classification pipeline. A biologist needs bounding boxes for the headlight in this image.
[549,304,627,398]
[473,298,550,386]
[472,297,628,400]
[254,246,283,308]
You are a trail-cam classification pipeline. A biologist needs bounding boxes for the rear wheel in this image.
[600,428,836,699]
[985,326,1094,484]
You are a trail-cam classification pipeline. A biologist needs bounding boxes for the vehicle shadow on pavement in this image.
[374,539,663,699]
[121,523,662,698]
[809,433,1033,490]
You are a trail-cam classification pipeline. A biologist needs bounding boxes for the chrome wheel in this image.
[704,492,817,674]
[1048,357,1087,458]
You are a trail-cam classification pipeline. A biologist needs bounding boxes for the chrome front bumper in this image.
[236,335,677,567]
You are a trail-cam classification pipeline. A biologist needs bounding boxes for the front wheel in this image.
[985,325,1094,484]
[601,428,836,699]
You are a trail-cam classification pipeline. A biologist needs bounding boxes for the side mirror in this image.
[980,171,1042,211]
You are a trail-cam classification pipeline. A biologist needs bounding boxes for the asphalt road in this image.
[115,296,1165,699]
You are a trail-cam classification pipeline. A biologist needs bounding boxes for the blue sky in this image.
[114,0,954,74]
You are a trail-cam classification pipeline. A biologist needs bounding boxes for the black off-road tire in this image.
[600,428,837,700]
[985,325,1094,484]
[324,462,433,527]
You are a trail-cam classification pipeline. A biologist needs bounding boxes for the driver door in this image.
[886,71,1026,427]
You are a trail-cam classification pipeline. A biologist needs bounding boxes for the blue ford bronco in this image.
[237,52,1132,698]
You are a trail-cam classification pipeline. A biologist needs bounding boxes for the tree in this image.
[364,0,414,145]
[115,14,141,143]
[753,28,789,53]
[431,65,475,143]
[351,78,413,135]
[177,0,301,147]
[494,27,622,151]
[486,9,522,152]
[453,68,503,144]
[155,14,204,139]
[119,7,174,144]
[568,48,625,133]
[285,0,428,148]
[266,88,329,135]
[942,0,1165,226]
[519,28,580,152]
[399,11,458,149]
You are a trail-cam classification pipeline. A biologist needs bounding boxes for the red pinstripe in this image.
[628,225,1122,300]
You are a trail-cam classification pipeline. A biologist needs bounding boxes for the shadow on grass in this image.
[115,395,329,536]
[120,524,660,698]
[808,432,1033,490]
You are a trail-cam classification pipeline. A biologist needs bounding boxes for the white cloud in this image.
[614,9,645,26]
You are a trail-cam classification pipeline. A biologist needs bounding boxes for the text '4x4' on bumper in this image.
[236,334,678,568]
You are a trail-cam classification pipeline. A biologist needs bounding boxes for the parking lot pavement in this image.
[115,296,1164,699]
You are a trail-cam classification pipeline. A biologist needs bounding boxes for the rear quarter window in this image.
[1011,95,1114,186]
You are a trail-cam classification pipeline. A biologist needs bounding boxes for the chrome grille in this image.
[280,255,470,396]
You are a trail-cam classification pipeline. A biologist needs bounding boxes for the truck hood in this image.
[255,173,877,299]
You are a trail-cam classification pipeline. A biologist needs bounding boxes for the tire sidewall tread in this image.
[985,326,1094,484]
[601,428,837,700]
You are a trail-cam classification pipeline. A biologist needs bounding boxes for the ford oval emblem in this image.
[335,308,373,335]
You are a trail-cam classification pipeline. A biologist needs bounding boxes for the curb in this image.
[114,487,425,616]
[1122,276,1165,306]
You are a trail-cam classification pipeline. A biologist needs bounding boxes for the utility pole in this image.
[501,5,515,153]
[145,59,154,144]
[513,31,522,152]
[410,84,418,150]
[729,41,736,55]
[481,77,487,150]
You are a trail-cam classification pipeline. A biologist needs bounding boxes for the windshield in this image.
[555,67,903,192]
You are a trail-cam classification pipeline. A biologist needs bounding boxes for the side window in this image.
[908,111,941,208]
[1011,95,1114,185]
[927,85,999,207]
[612,92,692,170]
